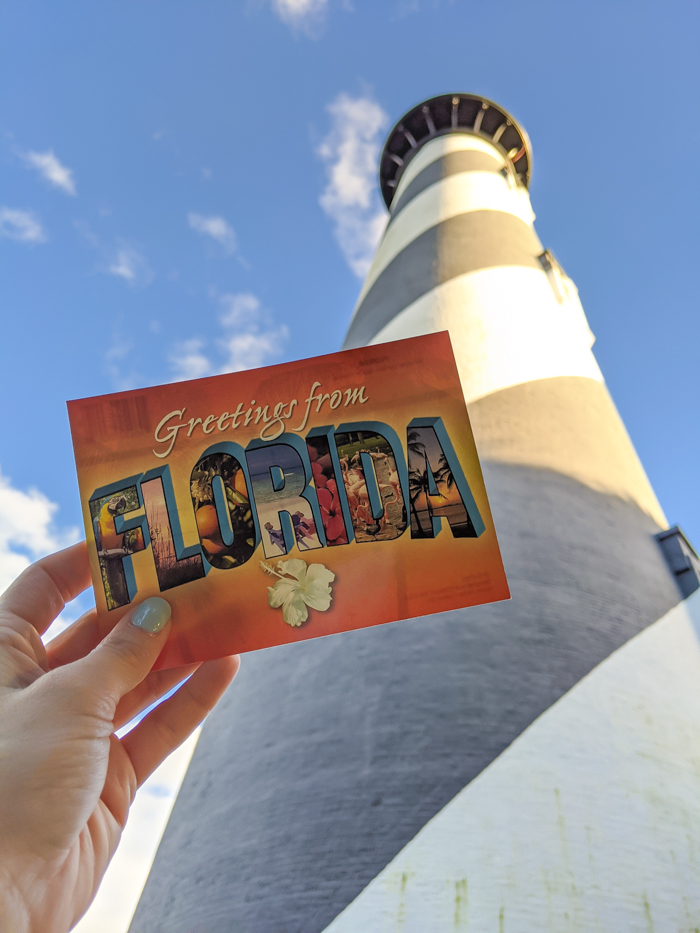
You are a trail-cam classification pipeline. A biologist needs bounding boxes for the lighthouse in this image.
[130,95,700,932]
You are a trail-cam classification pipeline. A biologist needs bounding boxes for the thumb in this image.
[73,597,172,706]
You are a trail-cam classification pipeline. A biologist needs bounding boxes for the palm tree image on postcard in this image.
[67,332,509,669]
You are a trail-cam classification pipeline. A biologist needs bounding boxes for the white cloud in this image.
[169,292,288,381]
[169,338,213,382]
[24,149,76,196]
[0,207,46,244]
[74,225,151,288]
[218,291,262,328]
[0,467,79,596]
[73,218,100,248]
[217,292,288,373]
[188,212,237,255]
[104,336,143,391]
[272,0,328,29]
[219,328,288,373]
[317,93,388,278]
[107,246,152,287]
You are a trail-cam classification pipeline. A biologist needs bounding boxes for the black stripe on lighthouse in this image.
[344,210,543,350]
[388,149,505,222]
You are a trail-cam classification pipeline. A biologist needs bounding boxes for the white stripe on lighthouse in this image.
[369,265,601,402]
[322,590,700,933]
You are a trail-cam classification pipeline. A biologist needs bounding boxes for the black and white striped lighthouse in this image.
[131,94,700,932]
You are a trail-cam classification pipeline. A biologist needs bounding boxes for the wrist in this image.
[0,850,39,933]
[0,873,30,933]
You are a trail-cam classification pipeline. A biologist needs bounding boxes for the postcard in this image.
[67,331,509,669]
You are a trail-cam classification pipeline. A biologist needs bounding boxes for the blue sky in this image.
[1,0,699,590]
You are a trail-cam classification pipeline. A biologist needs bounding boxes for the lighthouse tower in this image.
[131,95,700,932]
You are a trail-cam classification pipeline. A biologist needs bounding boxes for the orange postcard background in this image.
[68,332,509,669]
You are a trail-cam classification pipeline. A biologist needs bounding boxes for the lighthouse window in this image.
[538,249,567,304]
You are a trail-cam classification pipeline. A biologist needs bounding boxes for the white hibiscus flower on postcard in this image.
[262,558,335,627]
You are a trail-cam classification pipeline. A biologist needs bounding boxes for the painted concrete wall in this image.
[323,590,700,932]
[131,108,685,932]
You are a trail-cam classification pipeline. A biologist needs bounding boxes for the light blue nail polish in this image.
[130,597,171,635]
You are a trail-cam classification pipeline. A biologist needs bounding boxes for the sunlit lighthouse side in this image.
[130,94,700,933]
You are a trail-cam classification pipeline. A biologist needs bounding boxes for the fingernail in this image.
[130,597,171,635]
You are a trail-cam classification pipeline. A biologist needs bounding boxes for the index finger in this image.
[0,541,91,636]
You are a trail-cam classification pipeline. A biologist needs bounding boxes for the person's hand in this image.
[0,541,239,933]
